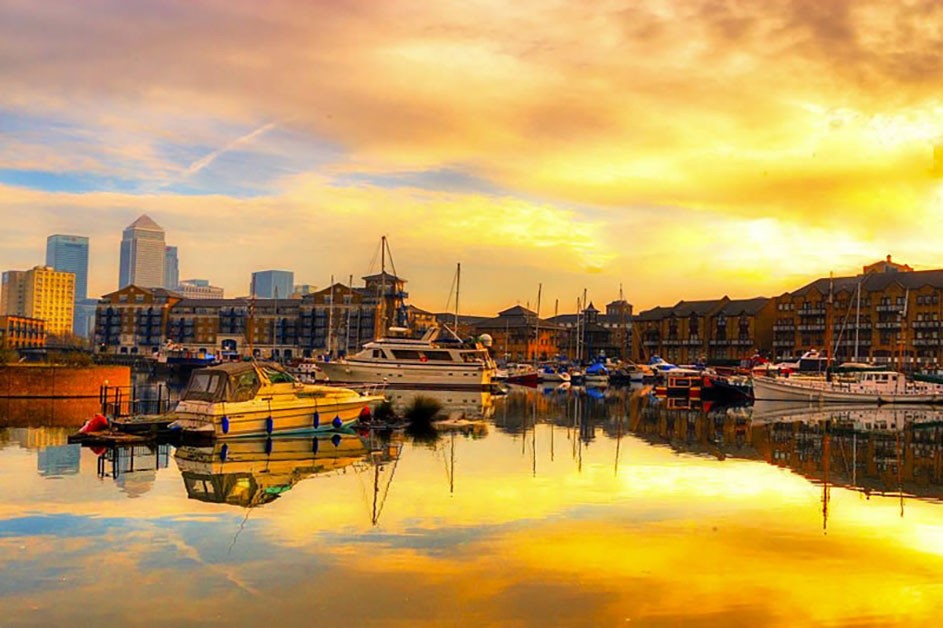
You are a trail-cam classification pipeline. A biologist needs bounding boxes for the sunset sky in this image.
[2,0,943,313]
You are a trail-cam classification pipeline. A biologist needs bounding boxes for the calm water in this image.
[3,385,943,626]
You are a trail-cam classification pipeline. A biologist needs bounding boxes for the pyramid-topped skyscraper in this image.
[119,214,167,289]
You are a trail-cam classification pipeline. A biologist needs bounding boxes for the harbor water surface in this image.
[3,385,943,626]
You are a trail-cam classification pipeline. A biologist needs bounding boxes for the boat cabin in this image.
[181,362,296,403]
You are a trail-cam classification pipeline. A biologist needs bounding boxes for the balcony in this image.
[773,323,795,331]
[773,339,793,347]
[913,321,941,329]
[684,338,703,346]
[797,308,826,316]
[731,338,755,346]
[797,324,825,331]
[875,322,902,330]
[709,339,730,346]
[876,304,902,313]
[914,338,941,346]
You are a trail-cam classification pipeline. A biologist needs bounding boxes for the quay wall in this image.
[0,365,131,399]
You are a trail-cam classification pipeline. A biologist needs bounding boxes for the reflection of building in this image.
[37,444,80,477]
[632,402,943,499]
[96,444,171,498]
[1,266,75,336]
[119,215,167,289]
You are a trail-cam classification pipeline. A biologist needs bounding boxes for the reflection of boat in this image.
[167,361,384,438]
[583,362,610,386]
[384,388,494,420]
[175,434,369,507]
[539,365,571,383]
[753,371,943,404]
[750,400,943,430]
[316,327,496,389]
[655,373,702,398]
[499,363,539,386]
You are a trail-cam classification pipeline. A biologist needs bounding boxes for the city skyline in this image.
[3,1,943,312]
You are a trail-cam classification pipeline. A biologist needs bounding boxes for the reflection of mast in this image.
[368,445,400,526]
[532,393,537,478]
[822,422,830,534]
[615,393,624,477]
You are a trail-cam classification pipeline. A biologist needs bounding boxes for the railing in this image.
[797,308,826,316]
[99,383,175,418]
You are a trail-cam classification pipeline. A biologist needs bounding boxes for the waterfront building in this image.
[472,305,563,362]
[119,215,167,289]
[176,279,224,299]
[771,258,943,368]
[0,315,46,350]
[408,305,438,335]
[251,270,294,299]
[164,246,179,290]
[634,296,774,364]
[548,299,634,361]
[94,285,182,355]
[0,266,75,337]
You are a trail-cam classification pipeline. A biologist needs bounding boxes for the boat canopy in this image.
[181,362,295,403]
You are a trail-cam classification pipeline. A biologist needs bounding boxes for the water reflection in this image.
[4,385,943,624]
[174,434,372,508]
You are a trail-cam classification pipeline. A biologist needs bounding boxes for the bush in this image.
[0,348,19,364]
[404,395,443,422]
[46,351,94,367]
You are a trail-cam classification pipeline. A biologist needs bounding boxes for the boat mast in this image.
[345,274,353,355]
[328,274,335,357]
[854,277,862,362]
[575,297,582,363]
[454,262,461,334]
[534,283,542,362]
[826,273,834,367]
[376,236,387,339]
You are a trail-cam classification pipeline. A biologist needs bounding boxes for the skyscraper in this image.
[119,215,166,289]
[164,246,179,290]
[45,235,89,301]
[251,270,294,299]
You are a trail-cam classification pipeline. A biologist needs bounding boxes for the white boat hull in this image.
[318,360,492,389]
[752,376,943,404]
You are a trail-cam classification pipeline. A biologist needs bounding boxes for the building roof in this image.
[673,298,727,317]
[126,214,163,231]
[361,271,407,283]
[790,269,943,298]
[718,297,770,316]
[497,305,537,317]
[634,306,674,322]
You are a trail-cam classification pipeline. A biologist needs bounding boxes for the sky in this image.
[2,0,943,314]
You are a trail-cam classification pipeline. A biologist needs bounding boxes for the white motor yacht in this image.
[316,327,496,389]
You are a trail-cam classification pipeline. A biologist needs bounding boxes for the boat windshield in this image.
[181,371,229,402]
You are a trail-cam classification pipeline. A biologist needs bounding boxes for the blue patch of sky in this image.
[0,169,143,194]
[153,126,346,198]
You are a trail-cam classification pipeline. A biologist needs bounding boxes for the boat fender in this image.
[220,443,229,462]
[332,415,343,429]
[79,413,109,434]
[265,416,274,434]
[359,406,372,420]
[331,433,342,447]
[311,437,319,454]
[313,412,320,428]
[221,416,230,435]
[265,438,273,455]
